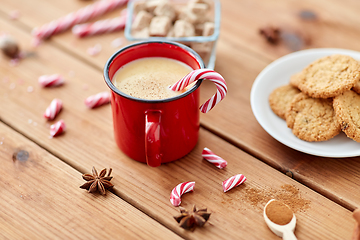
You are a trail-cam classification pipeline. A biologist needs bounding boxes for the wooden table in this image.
[1,0,359,239]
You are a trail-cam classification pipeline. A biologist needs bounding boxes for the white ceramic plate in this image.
[250,48,360,158]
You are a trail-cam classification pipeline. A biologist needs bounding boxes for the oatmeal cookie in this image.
[333,90,360,142]
[297,54,360,98]
[352,80,360,94]
[289,72,302,88]
[269,84,300,119]
[352,61,360,94]
[286,93,340,142]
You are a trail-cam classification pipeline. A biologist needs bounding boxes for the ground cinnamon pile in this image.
[265,200,293,225]
[242,184,311,213]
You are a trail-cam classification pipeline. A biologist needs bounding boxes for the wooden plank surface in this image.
[1,0,360,239]
[0,13,356,239]
[1,0,355,212]
[0,121,183,240]
[219,0,360,60]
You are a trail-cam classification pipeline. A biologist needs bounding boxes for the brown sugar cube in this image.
[203,22,215,36]
[188,3,209,16]
[174,6,186,19]
[173,20,195,37]
[194,23,204,35]
[187,0,212,8]
[190,42,213,63]
[177,7,188,20]
[146,0,167,13]
[191,42,212,55]
[134,1,147,13]
[178,9,207,24]
[167,27,175,37]
[133,27,150,38]
[149,16,172,36]
[132,10,153,30]
[154,2,176,21]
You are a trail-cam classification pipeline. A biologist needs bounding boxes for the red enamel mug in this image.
[104,41,204,167]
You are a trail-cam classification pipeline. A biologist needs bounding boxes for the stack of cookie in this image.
[269,54,360,142]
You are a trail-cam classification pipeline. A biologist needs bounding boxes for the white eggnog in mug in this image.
[113,57,194,100]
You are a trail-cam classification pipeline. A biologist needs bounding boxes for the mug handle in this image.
[145,110,162,167]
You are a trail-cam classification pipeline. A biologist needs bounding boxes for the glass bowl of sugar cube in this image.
[124,0,220,69]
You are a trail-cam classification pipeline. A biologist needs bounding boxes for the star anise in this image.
[80,167,114,195]
[259,26,281,44]
[173,205,211,231]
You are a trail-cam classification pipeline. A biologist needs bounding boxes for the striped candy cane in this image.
[38,74,65,87]
[32,0,128,40]
[85,91,111,108]
[44,98,63,120]
[202,147,227,169]
[170,181,195,207]
[50,119,66,137]
[72,10,127,38]
[222,174,246,192]
[169,69,227,113]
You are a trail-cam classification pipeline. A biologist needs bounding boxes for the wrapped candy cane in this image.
[32,0,128,41]
[222,174,246,193]
[169,69,227,113]
[50,119,66,137]
[202,147,227,169]
[85,91,111,108]
[44,98,63,120]
[170,181,195,207]
[72,10,127,38]
[38,74,65,87]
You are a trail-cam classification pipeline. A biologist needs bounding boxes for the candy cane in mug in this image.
[170,181,195,207]
[32,0,128,41]
[202,147,227,169]
[222,174,246,192]
[169,69,227,113]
